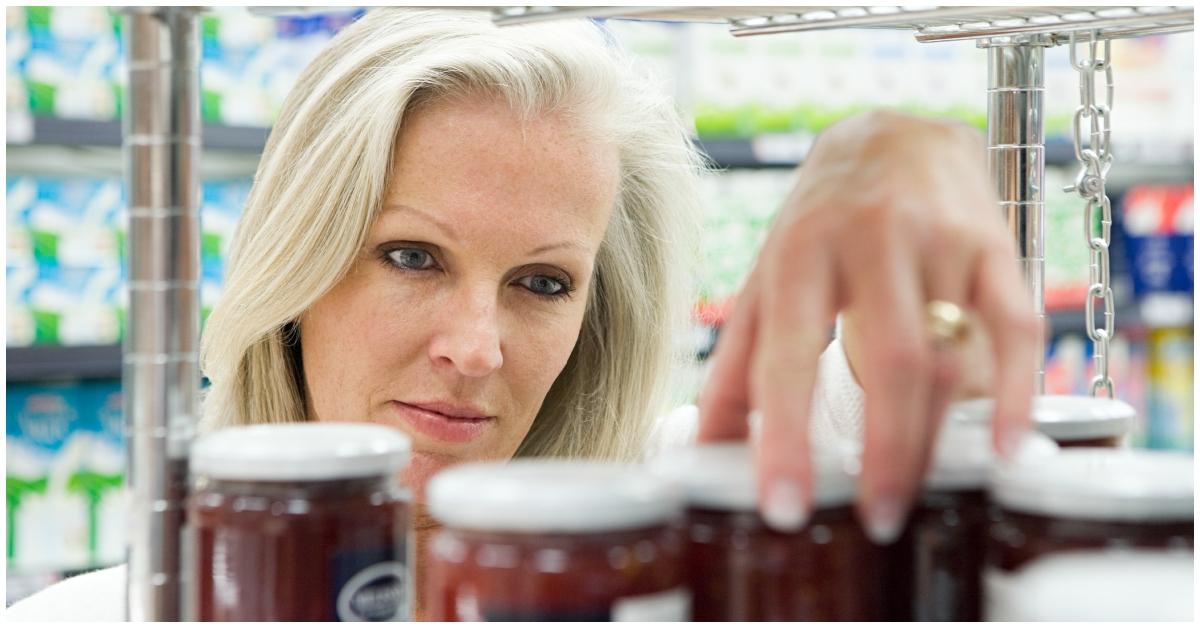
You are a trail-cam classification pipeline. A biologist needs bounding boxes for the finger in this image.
[917,226,975,471]
[847,227,932,546]
[697,269,763,443]
[752,240,835,533]
[971,241,1040,459]
[923,345,965,478]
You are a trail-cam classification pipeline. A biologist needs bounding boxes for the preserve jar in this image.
[188,423,411,621]
[425,460,688,621]
[887,402,1058,621]
[985,448,1193,620]
[651,442,885,621]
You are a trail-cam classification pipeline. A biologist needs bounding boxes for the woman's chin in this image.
[399,451,457,504]
[399,446,519,505]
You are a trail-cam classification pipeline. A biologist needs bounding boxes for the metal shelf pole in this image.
[987,41,1048,393]
[123,7,201,621]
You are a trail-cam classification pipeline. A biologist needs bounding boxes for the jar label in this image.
[333,547,408,621]
[612,587,691,622]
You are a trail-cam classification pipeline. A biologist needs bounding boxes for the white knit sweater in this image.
[5,338,865,621]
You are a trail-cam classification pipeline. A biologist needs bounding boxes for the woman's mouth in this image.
[388,400,495,443]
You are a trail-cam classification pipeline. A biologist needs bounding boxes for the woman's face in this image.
[299,95,620,498]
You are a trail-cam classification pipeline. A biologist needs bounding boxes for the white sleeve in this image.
[644,335,866,460]
[808,334,867,455]
[4,564,127,622]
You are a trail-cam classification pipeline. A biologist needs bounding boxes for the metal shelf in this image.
[7,344,123,382]
[698,136,1193,177]
[493,6,1194,44]
[7,116,270,152]
[1047,305,1145,338]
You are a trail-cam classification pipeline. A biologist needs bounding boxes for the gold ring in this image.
[926,300,969,347]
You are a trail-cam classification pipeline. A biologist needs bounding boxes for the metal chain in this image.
[1063,30,1116,398]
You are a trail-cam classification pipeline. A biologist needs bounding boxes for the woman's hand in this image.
[696,110,1040,542]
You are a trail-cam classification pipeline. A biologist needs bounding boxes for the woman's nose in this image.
[428,290,503,378]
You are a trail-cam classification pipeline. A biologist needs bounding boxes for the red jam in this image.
[187,423,411,621]
[652,443,888,621]
[425,460,688,621]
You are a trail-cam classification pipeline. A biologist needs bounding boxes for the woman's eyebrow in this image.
[384,203,457,239]
[385,202,586,257]
[526,240,586,256]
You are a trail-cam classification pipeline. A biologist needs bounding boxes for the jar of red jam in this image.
[986,448,1193,620]
[425,460,688,621]
[651,442,885,621]
[188,423,411,621]
[887,403,1058,621]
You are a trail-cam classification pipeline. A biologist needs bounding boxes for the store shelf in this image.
[7,344,122,382]
[697,137,809,169]
[1047,305,1145,338]
[7,116,270,152]
[697,135,1193,177]
[493,6,1193,44]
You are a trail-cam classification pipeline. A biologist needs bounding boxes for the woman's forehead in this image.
[383,96,620,245]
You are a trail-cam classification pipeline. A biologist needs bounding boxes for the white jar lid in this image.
[648,442,859,512]
[191,423,411,481]
[927,402,1060,491]
[427,460,683,533]
[985,549,1194,621]
[926,412,994,491]
[990,448,1194,521]
[1032,394,1134,441]
[948,395,1134,442]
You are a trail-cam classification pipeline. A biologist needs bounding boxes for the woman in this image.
[8,8,1035,621]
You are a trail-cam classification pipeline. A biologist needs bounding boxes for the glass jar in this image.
[651,442,885,621]
[425,460,688,621]
[887,402,1058,621]
[986,448,1193,620]
[188,423,411,621]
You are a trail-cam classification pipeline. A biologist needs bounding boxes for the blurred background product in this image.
[5,6,1193,604]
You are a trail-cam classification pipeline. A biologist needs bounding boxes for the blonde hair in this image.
[199,9,702,462]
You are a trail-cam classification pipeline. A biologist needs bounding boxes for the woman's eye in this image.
[386,248,435,270]
[518,274,569,297]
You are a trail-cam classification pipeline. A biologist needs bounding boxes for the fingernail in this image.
[748,411,764,443]
[865,495,907,545]
[764,478,809,532]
